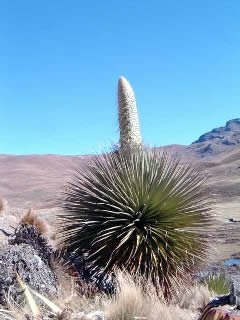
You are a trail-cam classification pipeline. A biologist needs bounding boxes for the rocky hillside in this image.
[190,118,240,158]
[159,118,240,160]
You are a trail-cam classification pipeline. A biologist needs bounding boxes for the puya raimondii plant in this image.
[58,147,213,293]
[118,76,142,152]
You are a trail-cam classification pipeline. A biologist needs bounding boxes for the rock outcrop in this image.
[0,243,57,306]
[0,224,57,306]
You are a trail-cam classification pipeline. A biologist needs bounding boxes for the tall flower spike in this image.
[118,76,142,152]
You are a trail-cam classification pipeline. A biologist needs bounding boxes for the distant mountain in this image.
[190,118,240,158]
[193,119,240,144]
[157,118,240,160]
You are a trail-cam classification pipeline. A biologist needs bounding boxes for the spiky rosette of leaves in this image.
[57,150,213,290]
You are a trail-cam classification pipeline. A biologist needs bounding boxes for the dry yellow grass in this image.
[48,256,105,314]
[0,197,8,214]
[0,269,215,320]
[20,208,48,234]
[176,284,213,312]
[103,271,209,320]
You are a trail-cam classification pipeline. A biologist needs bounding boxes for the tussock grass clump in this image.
[20,208,48,234]
[175,284,213,312]
[200,272,231,295]
[103,271,200,320]
[103,271,149,320]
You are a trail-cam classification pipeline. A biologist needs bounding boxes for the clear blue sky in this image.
[1,1,240,155]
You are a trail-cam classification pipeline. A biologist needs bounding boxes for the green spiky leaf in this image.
[16,273,41,318]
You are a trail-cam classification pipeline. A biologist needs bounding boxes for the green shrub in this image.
[58,149,213,292]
